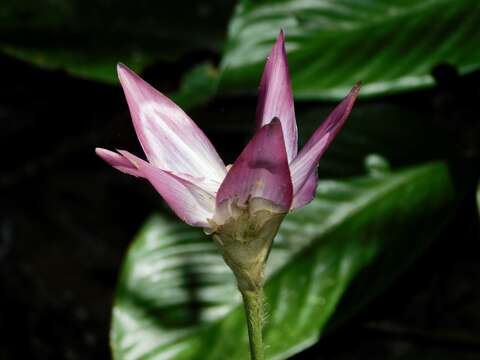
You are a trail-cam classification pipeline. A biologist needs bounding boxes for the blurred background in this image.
[1,0,479,359]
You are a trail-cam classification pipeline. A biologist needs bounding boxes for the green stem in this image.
[241,288,265,360]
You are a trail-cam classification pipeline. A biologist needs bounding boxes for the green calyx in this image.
[207,197,286,291]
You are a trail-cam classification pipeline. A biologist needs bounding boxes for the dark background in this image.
[1,52,479,360]
[1,2,480,359]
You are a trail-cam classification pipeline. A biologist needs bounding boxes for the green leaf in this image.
[171,62,220,110]
[111,162,454,359]
[0,46,152,84]
[220,0,480,99]
[0,0,234,82]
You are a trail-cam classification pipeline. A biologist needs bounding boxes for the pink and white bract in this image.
[96,32,360,274]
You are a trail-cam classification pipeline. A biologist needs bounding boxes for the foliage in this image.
[111,163,454,359]
[0,0,234,82]
[220,0,480,99]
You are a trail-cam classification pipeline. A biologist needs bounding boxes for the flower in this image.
[96,31,360,290]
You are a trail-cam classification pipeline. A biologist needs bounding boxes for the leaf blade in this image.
[220,0,480,99]
[111,162,455,359]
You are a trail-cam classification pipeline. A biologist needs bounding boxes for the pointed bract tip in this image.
[352,81,362,93]
[269,116,281,127]
[262,117,282,135]
[117,62,125,73]
[95,147,108,156]
[116,63,136,81]
[276,29,285,46]
[345,82,362,99]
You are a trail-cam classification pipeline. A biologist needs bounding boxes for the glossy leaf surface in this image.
[220,0,480,99]
[111,162,454,359]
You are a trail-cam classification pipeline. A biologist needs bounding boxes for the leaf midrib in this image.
[164,163,439,353]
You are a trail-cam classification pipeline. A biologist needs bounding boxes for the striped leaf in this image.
[220,0,480,99]
[111,162,454,359]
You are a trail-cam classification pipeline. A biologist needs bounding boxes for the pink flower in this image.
[96,31,359,286]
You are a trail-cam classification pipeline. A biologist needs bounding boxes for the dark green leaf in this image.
[0,0,234,82]
[171,62,220,110]
[111,162,454,359]
[220,0,480,99]
[1,46,152,84]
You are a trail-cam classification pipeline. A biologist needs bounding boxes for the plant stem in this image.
[241,287,265,360]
